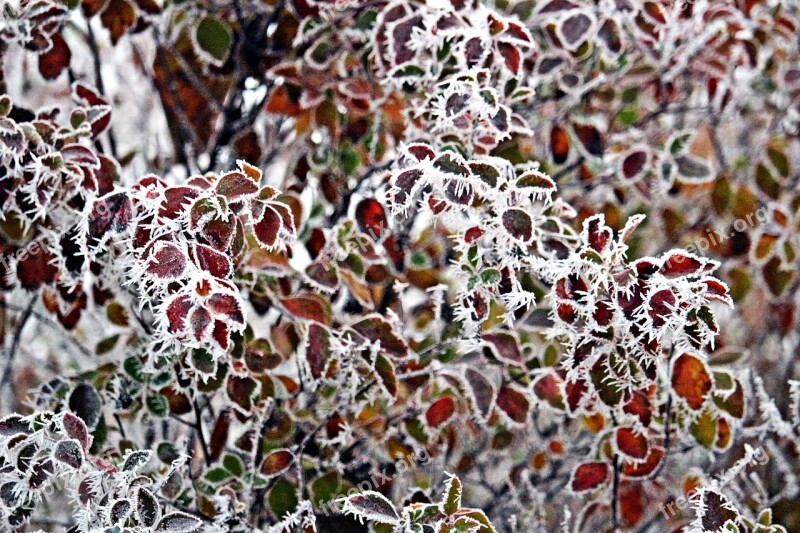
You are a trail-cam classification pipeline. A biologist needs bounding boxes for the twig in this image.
[114,413,127,439]
[0,301,94,359]
[85,20,119,160]
[194,399,212,467]
[161,39,224,114]
[552,156,584,182]
[0,296,36,409]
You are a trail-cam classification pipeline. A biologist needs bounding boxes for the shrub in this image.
[0,1,798,532]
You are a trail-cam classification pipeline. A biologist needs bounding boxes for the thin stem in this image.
[0,296,36,409]
[85,20,119,160]
[194,399,211,467]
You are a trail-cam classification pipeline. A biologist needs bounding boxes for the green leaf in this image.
[442,475,462,515]
[340,146,359,176]
[311,472,340,505]
[146,395,169,418]
[194,16,233,65]
[480,269,501,285]
[204,467,231,483]
[767,146,789,177]
[268,478,299,518]
[669,133,691,155]
[223,454,244,477]
[124,356,145,382]
[353,9,378,31]
[95,334,119,355]
[617,106,637,127]
[690,408,716,449]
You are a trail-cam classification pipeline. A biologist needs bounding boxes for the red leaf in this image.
[533,373,565,409]
[38,32,71,80]
[465,226,484,243]
[391,14,424,64]
[166,295,192,333]
[425,397,456,428]
[550,124,570,164]
[160,187,199,219]
[573,122,604,157]
[571,462,609,492]
[482,332,523,365]
[496,385,529,424]
[619,482,644,526]
[146,242,186,279]
[217,171,258,200]
[622,151,647,180]
[699,491,738,531]
[207,293,244,324]
[593,299,614,326]
[62,413,91,451]
[648,288,677,327]
[660,251,714,278]
[585,215,611,253]
[16,246,58,290]
[100,0,137,45]
[502,209,533,242]
[306,323,330,379]
[192,244,232,278]
[88,192,132,247]
[615,428,648,460]
[265,85,301,116]
[565,378,588,413]
[281,294,331,324]
[355,198,387,239]
[392,168,422,207]
[254,205,281,247]
[557,302,577,323]
[622,446,664,477]
[623,391,652,427]
[598,19,622,55]
[351,316,408,358]
[406,143,435,162]
[703,279,732,306]
[73,82,107,107]
[190,307,212,341]
[497,42,522,74]
[212,320,229,350]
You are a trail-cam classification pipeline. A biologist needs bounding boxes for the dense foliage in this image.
[1,0,799,531]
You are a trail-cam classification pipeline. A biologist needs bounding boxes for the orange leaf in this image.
[671,353,712,410]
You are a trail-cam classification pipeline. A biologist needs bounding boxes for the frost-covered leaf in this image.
[123,450,152,472]
[343,491,399,524]
[137,487,160,527]
[156,512,203,532]
[442,474,462,515]
[53,439,83,469]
